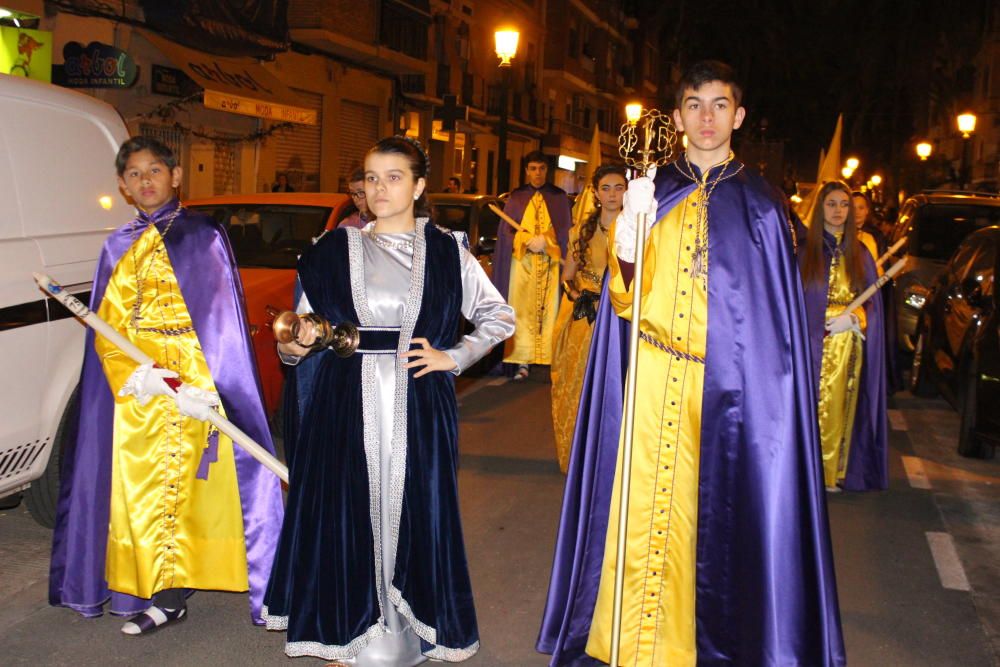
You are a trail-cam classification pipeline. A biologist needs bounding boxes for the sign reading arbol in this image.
[53,41,138,88]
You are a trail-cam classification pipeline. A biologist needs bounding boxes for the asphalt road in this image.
[0,373,997,666]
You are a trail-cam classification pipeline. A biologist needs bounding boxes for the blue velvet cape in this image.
[491,182,572,301]
[537,161,846,666]
[48,200,285,624]
[800,233,889,491]
[264,223,479,657]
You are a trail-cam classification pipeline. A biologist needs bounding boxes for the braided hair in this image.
[366,135,431,218]
[574,164,627,274]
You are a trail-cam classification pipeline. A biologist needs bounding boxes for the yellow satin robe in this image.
[504,191,561,365]
[859,230,882,276]
[587,191,707,666]
[818,242,867,488]
[550,223,609,472]
[96,224,248,599]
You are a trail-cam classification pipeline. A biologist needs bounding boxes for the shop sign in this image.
[151,64,199,97]
[0,26,53,83]
[52,41,138,88]
[203,89,318,125]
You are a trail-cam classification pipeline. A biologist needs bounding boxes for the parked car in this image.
[428,193,504,280]
[889,191,1000,351]
[427,193,507,374]
[185,193,352,415]
[910,226,999,458]
[0,75,132,526]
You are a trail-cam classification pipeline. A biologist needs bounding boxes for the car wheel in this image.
[910,332,937,398]
[24,386,79,528]
[957,364,990,459]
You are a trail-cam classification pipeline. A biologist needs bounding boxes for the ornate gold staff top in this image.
[608,105,676,667]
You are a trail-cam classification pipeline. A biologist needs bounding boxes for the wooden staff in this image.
[834,255,908,317]
[876,235,907,269]
[34,272,289,483]
[488,203,565,265]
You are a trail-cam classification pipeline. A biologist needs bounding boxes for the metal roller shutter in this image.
[213,139,240,195]
[339,100,380,182]
[275,89,323,192]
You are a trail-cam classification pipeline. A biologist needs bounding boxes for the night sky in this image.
[648,0,992,181]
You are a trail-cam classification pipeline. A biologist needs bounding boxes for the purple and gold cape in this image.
[537,162,846,666]
[491,182,572,300]
[48,200,284,624]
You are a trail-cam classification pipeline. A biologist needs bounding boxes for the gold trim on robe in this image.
[504,191,561,365]
[586,191,707,666]
[96,224,248,599]
[550,223,609,472]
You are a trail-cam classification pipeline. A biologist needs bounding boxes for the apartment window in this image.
[381,0,429,59]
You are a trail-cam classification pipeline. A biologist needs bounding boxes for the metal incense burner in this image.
[269,309,360,358]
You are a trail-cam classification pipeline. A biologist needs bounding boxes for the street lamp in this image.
[956,112,976,189]
[957,112,977,138]
[494,28,519,194]
[871,174,882,186]
[845,157,860,171]
[915,142,932,160]
[841,166,854,180]
[625,103,643,124]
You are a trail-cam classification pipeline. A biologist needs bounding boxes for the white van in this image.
[0,74,130,526]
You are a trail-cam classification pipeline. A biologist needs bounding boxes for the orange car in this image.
[184,193,353,417]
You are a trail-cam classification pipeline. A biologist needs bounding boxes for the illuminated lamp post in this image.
[494,29,519,194]
[957,112,976,190]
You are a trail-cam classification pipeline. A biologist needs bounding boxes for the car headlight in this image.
[904,285,928,310]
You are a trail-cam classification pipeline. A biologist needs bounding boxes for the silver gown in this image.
[283,223,514,664]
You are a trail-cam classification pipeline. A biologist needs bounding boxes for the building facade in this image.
[2,0,672,198]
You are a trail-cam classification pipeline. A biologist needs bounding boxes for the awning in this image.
[145,32,317,126]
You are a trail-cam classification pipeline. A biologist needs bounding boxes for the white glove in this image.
[526,235,548,253]
[614,167,658,263]
[118,362,178,406]
[174,383,221,422]
[825,312,864,339]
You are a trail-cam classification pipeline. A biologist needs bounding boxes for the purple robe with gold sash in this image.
[538,162,845,666]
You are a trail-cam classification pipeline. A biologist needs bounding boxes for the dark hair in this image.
[523,150,547,167]
[574,164,628,274]
[115,136,177,176]
[675,60,743,109]
[366,135,430,218]
[801,181,866,292]
[850,190,873,225]
[448,176,461,186]
[349,166,365,183]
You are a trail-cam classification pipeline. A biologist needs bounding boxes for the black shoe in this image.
[121,606,187,636]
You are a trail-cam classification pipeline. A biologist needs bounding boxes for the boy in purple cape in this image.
[537,61,845,666]
[492,151,571,381]
[49,137,284,635]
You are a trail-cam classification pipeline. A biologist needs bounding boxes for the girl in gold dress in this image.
[799,180,888,491]
[550,165,626,472]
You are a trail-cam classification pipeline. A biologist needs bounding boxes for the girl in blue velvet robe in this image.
[263,137,514,664]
